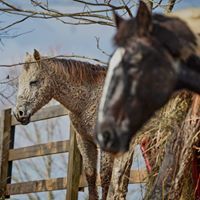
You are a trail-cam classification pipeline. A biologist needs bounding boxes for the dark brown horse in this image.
[96,1,200,153]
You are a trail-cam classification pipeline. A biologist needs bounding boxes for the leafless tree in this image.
[0,0,178,106]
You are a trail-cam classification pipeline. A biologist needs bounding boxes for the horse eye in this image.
[30,80,38,86]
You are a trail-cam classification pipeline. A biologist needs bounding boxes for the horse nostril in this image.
[19,110,24,117]
[102,130,111,145]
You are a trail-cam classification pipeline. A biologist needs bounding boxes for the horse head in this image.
[96,1,200,153]
[14,49,55,125]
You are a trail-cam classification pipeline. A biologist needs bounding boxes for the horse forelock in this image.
[114,19,136,47]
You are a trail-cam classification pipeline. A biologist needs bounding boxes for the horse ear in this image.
[136,1,152,36]
[113,11,124,29]
[33,49,41,61]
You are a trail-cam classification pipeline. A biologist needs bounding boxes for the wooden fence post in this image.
[0,109,13,199]
[66,124,82,200]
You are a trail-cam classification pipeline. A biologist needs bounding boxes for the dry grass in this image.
[134,90,199,199]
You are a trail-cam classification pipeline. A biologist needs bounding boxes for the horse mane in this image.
[43,58,107,84]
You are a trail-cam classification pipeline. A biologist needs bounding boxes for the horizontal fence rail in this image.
[9,140,70,161]
[6,170,147,195]
[6,177,67,195]
[0,105,148,200]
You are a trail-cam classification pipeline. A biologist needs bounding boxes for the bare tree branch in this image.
[0,15,33,31]
[165,0,177,13]
[0,54,107,68]
[0,0,138,29]
[153,0,163,10]
[95,36,111,57]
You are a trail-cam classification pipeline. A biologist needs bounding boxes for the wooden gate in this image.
[0,105,147,200]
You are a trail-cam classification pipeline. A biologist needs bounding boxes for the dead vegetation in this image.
[133,91,200,199]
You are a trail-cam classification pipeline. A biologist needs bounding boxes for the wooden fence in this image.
[0,105,147,200]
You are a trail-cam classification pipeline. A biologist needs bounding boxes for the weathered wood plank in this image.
[9,140,70,161]
[6,177,68,195]
[6,170,147,195]
[78,170,147,188]
[66,125,82,200]
[11,104,68,126]
[6,177,84,195]
[0,109,12,198]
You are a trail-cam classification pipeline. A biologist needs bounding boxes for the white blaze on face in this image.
[98,47,125,123]
[172,60,180,73]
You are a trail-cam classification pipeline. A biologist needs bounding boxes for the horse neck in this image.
[54,80,97,114]
[49,59,104,114]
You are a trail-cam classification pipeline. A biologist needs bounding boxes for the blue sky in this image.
[0,1,113,65]
[0,0,200,110]
[1,0,200,67]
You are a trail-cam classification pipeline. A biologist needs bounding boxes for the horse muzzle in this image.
[96,119,131,154]
[13,107,31,125]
